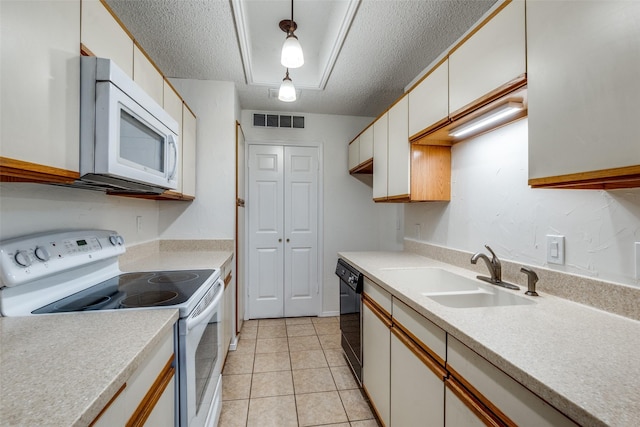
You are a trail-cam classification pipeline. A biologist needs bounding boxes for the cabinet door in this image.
[140,376,175,427]
[372,113,389,201]
[448,0,525,116]
[348,138,360,171]
[81,0,134,77]
[182,105,197,197]
[134,45,164,106]
[359,126,374,164]
[1,0,80,173]
[362,299,390,427]
[391,330,445,427]
[387,96,410,199]
[527,1,640,185]
[444,384,490,427]
[163,82,184,193]
[409,59,449,138]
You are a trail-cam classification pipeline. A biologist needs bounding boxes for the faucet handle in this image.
[520,267,539,296]
[485,245,500,266]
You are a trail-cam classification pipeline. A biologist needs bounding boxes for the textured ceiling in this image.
[106,0,497,117]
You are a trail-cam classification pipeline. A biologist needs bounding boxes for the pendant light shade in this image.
[278,69,296,102]
[281,33,304,68]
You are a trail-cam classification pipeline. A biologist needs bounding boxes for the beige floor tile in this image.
[240,327,258,340]
[234,338,256,354]
[312,316,339,324]
[258,318,286,326]
[222,373,252,401]
[219,399,249,427]
[247,395,298,427]
[223,352,255,375]
[339,389,374,421]
[253,351,291,372]
[324,348,348,367]
[287,324,317,337]
[251,370,294,398]
[296,391,348,426]
[288,335,322,352]
[290,349,328,370]
[350,420,380,427]
[292,367,337,394]
[314,322,341,335]
[257,324,287,339]
[319,333,342,350]
[255,337,288,353]
[331,366,359,390]
[243,319,259,328]
[285,316,313,325]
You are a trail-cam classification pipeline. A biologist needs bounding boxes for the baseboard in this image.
[229,334,239,351]
[320,310,339,317]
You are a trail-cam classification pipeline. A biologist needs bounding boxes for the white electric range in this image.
[0,229,223,427]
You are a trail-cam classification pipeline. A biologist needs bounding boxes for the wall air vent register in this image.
[253,113,305,129]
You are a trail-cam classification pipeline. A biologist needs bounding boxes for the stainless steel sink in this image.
[377,267,535,308]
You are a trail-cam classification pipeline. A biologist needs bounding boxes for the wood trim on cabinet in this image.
[126,355,175,427]
[348,122,375,146]
[392,320,445,368]
[445,376,508,427]
[107,190,195,201]
[362,293,392,327]
[80,43,95,57]
[447,365,517,427]
[0,157,80,184]
[349,158,373,175]
[448,74,527,122]
[391,325,447,379]
[224,272,232,288]
[528,165,640,190]
[361,384,387,427]
[385,194,411,203]
[410,145,451,201]
[409,116,452,144]
[89,382,127,427]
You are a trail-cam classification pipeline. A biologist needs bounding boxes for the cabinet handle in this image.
[445,376,514,427]
[391,325,447,379]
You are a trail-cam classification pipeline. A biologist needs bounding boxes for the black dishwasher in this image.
[336,258,363,385]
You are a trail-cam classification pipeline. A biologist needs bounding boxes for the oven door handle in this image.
[186,279,224,331]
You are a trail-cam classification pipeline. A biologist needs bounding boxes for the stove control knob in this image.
[109,235,118,246]
[116,235,124,246]
[14,250,32,267]
[34,246,50,262]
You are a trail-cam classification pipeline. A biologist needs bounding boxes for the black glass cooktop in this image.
[33,269,214,314]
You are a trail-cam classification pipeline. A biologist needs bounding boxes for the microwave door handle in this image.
[168,134,178,181]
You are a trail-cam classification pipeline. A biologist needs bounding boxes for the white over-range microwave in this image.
[80,57,179,193]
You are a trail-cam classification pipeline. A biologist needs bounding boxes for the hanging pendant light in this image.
[279,0,304,68]
[278,69,296,102]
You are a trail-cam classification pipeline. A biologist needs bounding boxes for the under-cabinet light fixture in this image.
[449,101,524,138]
[278,69,297,102]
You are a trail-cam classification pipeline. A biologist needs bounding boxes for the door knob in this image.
[286,238,290,242]
[278,238,282,242]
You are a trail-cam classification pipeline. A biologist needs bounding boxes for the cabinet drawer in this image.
[447,337,576,427]
[392,297,446,365]
[363,277,391,314]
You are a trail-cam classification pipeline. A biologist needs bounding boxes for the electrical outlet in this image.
[546,235,565,265]
[635,242,640,280]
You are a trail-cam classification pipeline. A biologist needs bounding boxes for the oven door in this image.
[178,279,224,427]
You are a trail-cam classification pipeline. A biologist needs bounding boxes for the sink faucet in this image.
[470,245,519,290]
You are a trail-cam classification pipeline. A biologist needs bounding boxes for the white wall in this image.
[159,79,238,239]
[240,110,402,315]
[0,183,160,244]
[405,119,640,287]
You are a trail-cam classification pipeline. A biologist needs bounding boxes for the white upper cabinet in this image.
[181,105,197,198]
[387,96,410,199]
[448,0,526,117]
[348,137,360,171]
[1,0,80,175]
[527,1,640,189]
[359,126,374,163]
[163,82,184,193]
[372,113,389,201]
[81,0,134,77]
[134,45,164,106]
[409,59,449,139]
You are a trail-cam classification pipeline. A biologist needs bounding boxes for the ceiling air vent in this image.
[253,113,305,129]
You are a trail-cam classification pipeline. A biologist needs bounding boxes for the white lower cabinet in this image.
[362,278,391,426]
[446,336,577,427]
[91,329,175,427]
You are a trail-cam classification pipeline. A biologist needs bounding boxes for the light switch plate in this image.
[635,242,640,280]
[546,235,565,265]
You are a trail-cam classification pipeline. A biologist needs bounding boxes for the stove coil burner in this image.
[148,272,199,285]
[121,291,179,308]
[53,295,112,312]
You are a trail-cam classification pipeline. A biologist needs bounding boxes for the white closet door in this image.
[248,145,285,318]
[284,146,319,317]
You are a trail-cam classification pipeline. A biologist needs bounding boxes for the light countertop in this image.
[339,251,640,427]
[0,309,178,427]
[119,249,233,273]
